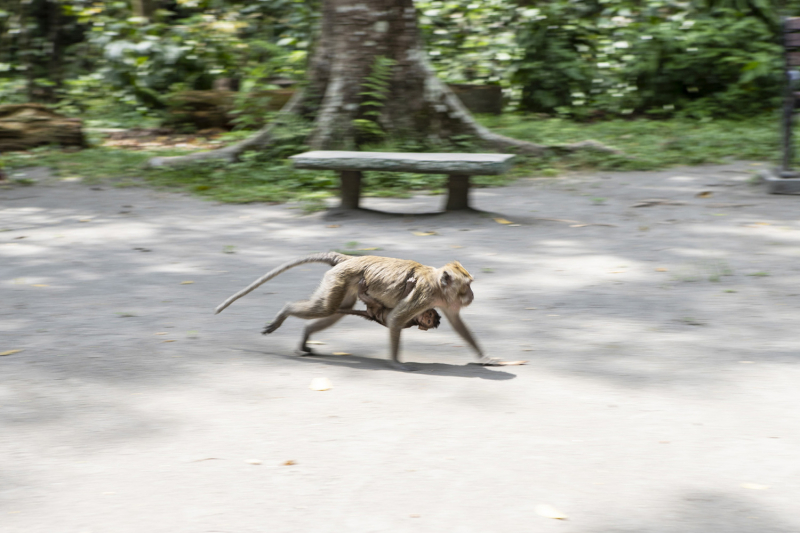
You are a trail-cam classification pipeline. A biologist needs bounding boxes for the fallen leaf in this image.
[31,284,49,287]
[326,224,340,228]
[494,218,513,224]
[0,349,23,356]
[741,483,769,490]
[162,340,176,343]
[180,281,194,285]
[246,459,262,465]
[283,460,296,466]
[332,352,351,356]
[655,268,669,272]
[631,199,685,208]
[310,377,332,391]
[412,231,438,236]
[696,191,713,198]
[536,217,580,224]
[535,504,568,520]
[187,456,222,462]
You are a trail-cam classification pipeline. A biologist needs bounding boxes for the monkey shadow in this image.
[267,351,518,380]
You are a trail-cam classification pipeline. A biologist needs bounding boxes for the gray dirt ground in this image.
[2,161,800,533]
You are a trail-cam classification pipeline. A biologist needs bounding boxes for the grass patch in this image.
[1,114,782,204]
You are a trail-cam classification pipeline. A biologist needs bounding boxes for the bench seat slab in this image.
[291,151,515,175]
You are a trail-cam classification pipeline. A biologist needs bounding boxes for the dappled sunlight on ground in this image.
[2,161,800,532]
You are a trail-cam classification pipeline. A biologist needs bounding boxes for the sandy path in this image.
[2,162,799,532]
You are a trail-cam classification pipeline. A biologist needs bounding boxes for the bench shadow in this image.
[236,348,517,380]
[322,206,509,220]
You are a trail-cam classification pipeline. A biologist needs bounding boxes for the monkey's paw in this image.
[262,322,280,335]
[478,356,527,366]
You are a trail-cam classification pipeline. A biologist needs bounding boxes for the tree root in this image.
[146,62,624,169]
[146,89,306,168]
[420,56,624,157]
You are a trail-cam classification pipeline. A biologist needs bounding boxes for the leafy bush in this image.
[513,0,785,118]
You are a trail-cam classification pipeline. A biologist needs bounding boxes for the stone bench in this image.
[289,151,515,210]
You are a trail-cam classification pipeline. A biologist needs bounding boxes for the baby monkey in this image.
[339,276,441,331]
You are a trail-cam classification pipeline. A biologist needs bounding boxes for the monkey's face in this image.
[416,309,441,330]
[459,282,474,307]
[440,262,475,307]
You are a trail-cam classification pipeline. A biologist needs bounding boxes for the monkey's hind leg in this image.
[263,276,351,335]
[296,293,358,355]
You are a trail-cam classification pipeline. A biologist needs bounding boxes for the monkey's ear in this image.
[441,271,451,287]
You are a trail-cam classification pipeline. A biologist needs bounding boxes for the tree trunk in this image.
[148,0,620,168]
[131,0,156,20]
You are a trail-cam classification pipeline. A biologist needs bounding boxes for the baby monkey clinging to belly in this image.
[338,276,441,331]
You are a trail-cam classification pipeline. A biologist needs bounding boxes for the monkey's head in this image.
[439,261,474,308]
[416,309,441,330]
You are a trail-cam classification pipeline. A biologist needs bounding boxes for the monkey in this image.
[214,251,519,368]
[337,277,441,331]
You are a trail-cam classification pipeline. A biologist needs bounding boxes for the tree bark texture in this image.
[148,0,620,167]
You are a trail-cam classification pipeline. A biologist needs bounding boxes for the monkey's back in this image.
[336,255,430,307]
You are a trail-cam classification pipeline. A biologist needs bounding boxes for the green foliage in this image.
[512,0,786,118]
[417,0,520,85]
[2,114,784,203]
[352,56,396,145]
[479,113,780,172]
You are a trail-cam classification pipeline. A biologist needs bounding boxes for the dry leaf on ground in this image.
[412,231,438,236]
[0,349,23,356]
[696,191,713,198]
[180,281,194,285]
[655,268,669,272]
[631,199,685,208]
[283,460,296,466]
[535,504,568,520]
[494,218,513,224]
[326,224,340,228]
[310,378,332,391]
[306,341,325,345]
[246,459,262,465]
[332,352,351,356]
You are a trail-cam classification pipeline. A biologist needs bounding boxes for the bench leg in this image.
[339,170,362,210]
[445,174,471,211]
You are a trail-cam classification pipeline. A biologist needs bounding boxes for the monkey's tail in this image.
[214,252,350,314]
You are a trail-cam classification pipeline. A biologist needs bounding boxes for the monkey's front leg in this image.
[388,326,413,371]
[441,309,526,366]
